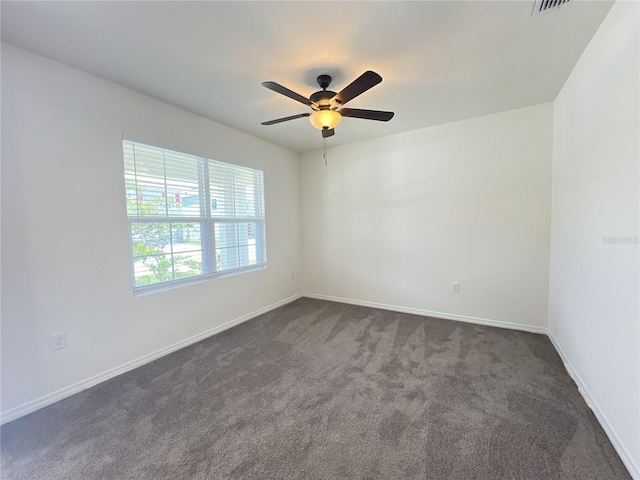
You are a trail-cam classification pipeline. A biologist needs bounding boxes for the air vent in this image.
[532,0,570,15]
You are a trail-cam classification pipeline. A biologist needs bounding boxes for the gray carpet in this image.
[1,297,630,479]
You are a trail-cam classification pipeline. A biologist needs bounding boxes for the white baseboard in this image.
[548,331,639,480]
[302,293,547,335]
[0,293,302,426]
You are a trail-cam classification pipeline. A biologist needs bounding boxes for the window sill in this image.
[132,263,267,296]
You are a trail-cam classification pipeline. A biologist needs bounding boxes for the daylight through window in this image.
[123,140,266,293]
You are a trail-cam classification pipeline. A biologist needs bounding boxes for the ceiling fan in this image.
[261,71,394,138]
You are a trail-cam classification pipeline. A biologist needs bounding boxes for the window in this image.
[123,140,266,293]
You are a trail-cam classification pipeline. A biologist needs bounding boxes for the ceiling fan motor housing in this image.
[310,89,336,109]
[310,74,336,110]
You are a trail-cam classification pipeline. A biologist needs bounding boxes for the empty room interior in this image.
[1,1,638,479]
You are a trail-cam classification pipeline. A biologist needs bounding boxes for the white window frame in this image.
[123,140,266,294]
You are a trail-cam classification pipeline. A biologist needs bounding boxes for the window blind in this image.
[123,140,266,292]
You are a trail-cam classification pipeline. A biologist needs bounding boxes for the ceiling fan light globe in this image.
[309,110,341,130]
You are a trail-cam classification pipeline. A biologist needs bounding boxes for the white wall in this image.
[1,44,301,419]
[548,1,639,477]
[300,103,553,331]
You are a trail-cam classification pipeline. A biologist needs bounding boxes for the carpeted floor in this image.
[1,297,630,479]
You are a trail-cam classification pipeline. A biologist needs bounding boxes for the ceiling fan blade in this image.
[339,108,394,121]
[261,113,311,125]
[262,81,316,107]
[332,71,383,106]
[322,128,335,138]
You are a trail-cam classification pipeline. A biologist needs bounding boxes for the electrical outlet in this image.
[52,332,67,350]
[452,282,460,293]
[290,272,295,280]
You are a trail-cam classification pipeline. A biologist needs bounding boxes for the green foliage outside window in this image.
[126,182,202,286]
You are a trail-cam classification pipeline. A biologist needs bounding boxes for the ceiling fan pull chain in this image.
[323,137,328,166]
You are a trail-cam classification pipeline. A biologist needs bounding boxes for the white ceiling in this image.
[1,1,612,153]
